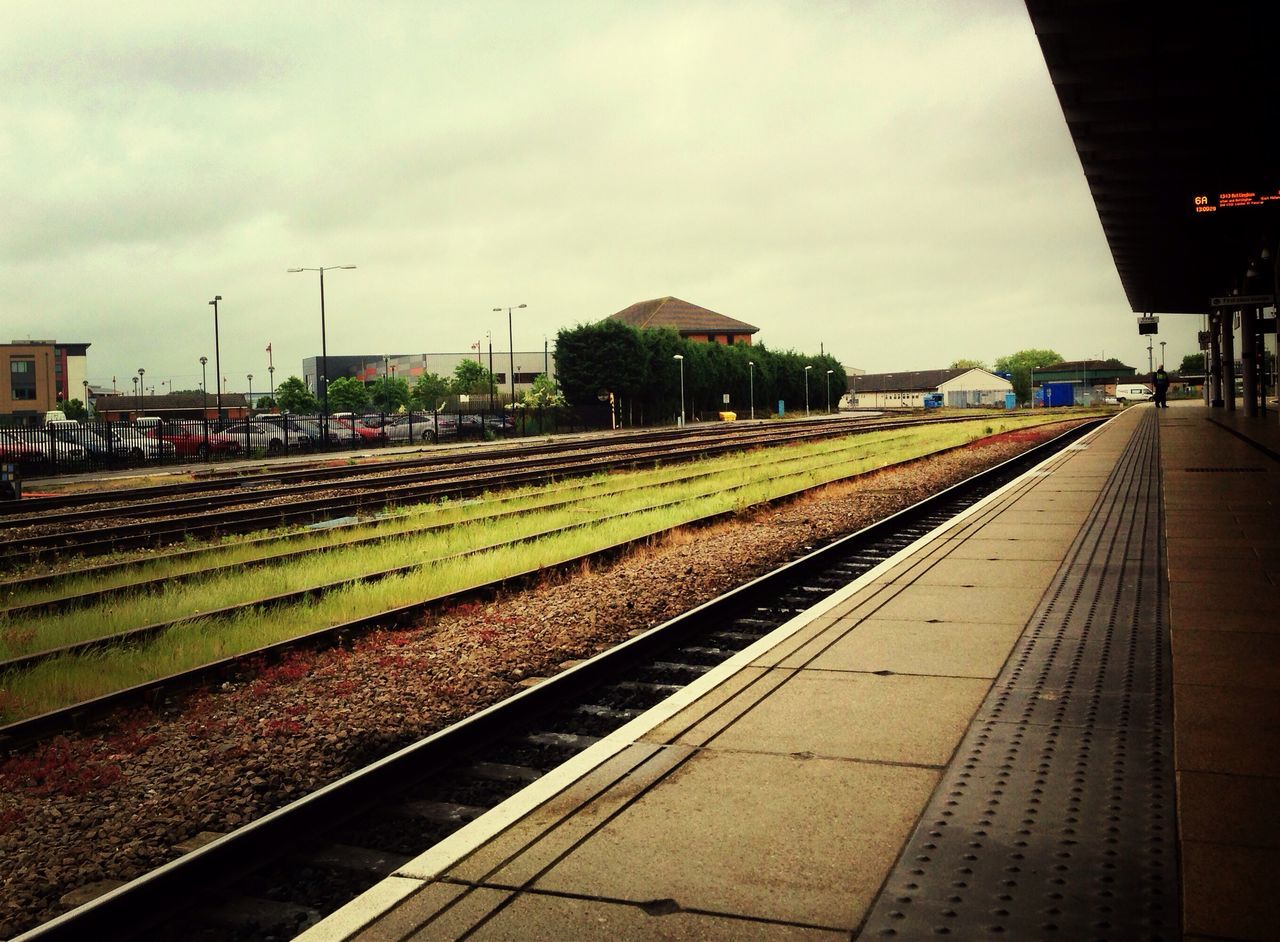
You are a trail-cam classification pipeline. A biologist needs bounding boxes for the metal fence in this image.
[0,407,607,478]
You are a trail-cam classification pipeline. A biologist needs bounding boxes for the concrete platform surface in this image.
[295,401,1277,941]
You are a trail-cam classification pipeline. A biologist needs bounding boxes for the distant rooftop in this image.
[608,297,759,335]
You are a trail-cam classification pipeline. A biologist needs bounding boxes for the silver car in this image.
[104,425,178,461]
[383,413,459,444]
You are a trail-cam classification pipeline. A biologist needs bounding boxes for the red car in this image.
[146,420,243,457]
[333,416,386,443]
[0,430,53,468]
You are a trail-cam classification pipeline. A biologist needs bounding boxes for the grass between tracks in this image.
[0,413,1093,721]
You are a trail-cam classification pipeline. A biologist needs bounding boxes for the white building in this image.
[847,368,1013,409]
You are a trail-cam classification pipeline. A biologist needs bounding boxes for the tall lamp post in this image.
[487,331,495,412]
[289,266,357,435]
[804,364,812,417]
[748,360,755,420]
[200,357,208,419]
[1160,340,1167,368]
[826,369,834,413]
[209,296,224,422]
[673,354,685,427]
[493,304,526,406]
[138,368,146,418]
[132,376,139,420]
[247,374,254,417]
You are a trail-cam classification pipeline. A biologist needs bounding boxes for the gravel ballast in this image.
[0,421,1092,937]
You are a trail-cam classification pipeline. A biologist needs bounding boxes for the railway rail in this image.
[0,413,1009,565]
[4,416,868,524]
[0,421,999,744]
[3,417,863,517]
[13,417,1104,942]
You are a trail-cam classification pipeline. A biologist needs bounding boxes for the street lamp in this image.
[487,331,495,411]
[826,369,834,413]
[200,356,208,418]
[138,368,146,418]
[673,354,685,427]
[132,376,139,420]
[748,360,755,420]
[1160,340,1167,368]
[209,296,224,422]
[247,374,254,417]
[804,365,812,417]
[289,266,357,436]
[493,304,527,406]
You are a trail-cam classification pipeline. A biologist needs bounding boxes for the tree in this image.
[452,359,495,397]
[1179,353,1205,375]
[994,349,1063,405]
[411,372,451,411]
[57,398,89,421]
[327,376,371,413]
[552,320,847,425]
[370,376,410,412]
[555,320,650,413]
[950,358,988,370]
[255,395,276,411]
[521,372,566,409]
[275,376,319,414]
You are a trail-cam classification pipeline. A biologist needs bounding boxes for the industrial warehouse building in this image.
[847,367,1013,408]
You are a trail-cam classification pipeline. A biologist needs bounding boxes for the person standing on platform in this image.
[1153,366,1169,408]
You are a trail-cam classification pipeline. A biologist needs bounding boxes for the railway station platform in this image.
[300,401,1278,942]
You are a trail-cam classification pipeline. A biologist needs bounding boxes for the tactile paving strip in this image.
[861,412,1177,940]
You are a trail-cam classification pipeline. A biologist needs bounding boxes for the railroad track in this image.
[0,428,955,743]
[3,416,866,521]
[13,418,1104,941]
[0,414,1010,566]
[0,417,882,564]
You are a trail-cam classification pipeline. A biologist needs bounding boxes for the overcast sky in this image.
[2,0,1200,394]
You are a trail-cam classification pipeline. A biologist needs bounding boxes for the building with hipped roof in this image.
[608,297,759,346]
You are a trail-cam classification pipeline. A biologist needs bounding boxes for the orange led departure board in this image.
[1193,189,1280,213]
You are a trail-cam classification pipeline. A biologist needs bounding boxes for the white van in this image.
[1114,384,1153,403]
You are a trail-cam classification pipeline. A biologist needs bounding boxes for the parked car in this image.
[47,422,131,460]
[147,420,243,457]
[249,415,322,449]
[332,416,386,443]
[383,413,459,443]
[0,430,58,468]
[102,424,178,461]
[0,429,87,467]
[1114,384,1153,403]
[271,416,342,447]
[459,413,516,437]
[212,418,310,455]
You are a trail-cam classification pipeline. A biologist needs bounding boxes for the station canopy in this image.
[1025,1,1280,314]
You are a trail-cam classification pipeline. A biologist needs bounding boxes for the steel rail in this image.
[0,437,947,732]
[1,416,871,519]
[1,453,859,675]
[0,416,978,564]
[3,418,846,514]
[11,417,1106,941]
[2,436,871,618]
